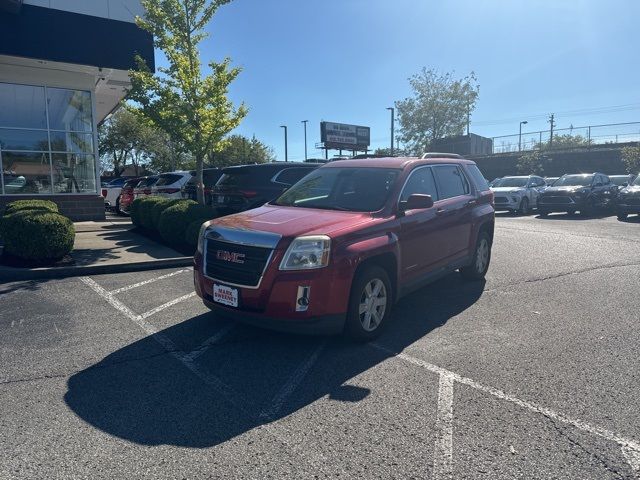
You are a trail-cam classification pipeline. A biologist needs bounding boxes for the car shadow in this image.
[64,273,485,448]
[536,211,615,220]
[617,215,640,223]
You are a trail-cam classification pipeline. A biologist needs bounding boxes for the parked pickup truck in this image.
[194,155,495,340]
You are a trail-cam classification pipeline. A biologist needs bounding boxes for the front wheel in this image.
[460,231,492,281]
[538,209,549,217]
[518,197,530,215]
[345,266,392,342]
[617,212,628,221]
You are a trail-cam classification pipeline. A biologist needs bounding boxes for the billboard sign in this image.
[320,122,370,150]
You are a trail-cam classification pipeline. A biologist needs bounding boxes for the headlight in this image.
[197,221,212,255]
[279,235,331,270]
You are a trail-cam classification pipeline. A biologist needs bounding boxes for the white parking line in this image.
[183,323,235,362]
[370,342,640,475]
[259,341,326,421]
[109,268,192,295]
[139,292,196,319]
[432,373,455,480]
[80,277,345,477]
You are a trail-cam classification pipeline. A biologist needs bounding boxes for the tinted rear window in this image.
[155,174,186,186]
[123,179,139,188]
[465,165,490,191]
[137,177,158,187]
[217,169,255,188]
[274,167,315,185]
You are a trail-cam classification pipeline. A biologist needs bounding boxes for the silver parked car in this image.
[490,175,546,214]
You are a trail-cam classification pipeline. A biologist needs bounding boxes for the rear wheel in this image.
[617,212,628,220]
[345,266,392,342]
[460,231,492,281]
[538,209,549,217]
[115,196,124,216]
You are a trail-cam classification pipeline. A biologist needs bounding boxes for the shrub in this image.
[130,196,166,230]
[4,199,59,215]
[1,210,74,260]
[150,198,186,231]
[158,201,218,247]
[184,219,207,247]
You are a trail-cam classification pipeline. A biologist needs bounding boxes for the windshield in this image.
[492,177,528,188]
[137,177,158,188]
[554,175,593,186]
[633,175,640,186]
[610,176,629,186]
[273,167,399,212]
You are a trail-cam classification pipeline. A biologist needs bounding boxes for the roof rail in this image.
[421,152,463,159]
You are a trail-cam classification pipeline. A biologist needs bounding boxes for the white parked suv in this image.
[490,175,546,214]
[151,171,194,199]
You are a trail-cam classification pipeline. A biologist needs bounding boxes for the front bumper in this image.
[493,196,522,210]
[538,196,584,211]
[193,253,352,335]
[617,202,640,214]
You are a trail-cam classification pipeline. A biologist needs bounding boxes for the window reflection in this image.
[1,151,53,194]
[51,153,96,193]
[0,83,47,129]
[47,88,93,132]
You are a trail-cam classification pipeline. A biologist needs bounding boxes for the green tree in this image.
[207,134,275,167]
[373,147,409,157]
[536,133,589,150]
[517,150,552,175]
[130,0,247,204]
[395,69,479,155]
[621,146,640,173]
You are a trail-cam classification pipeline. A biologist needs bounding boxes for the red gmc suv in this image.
[194,155,495,341]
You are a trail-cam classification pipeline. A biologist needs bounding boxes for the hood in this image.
[491,187,526,193]
[620,185,640,195]
[212,204,376,239]
[542,185,586,193]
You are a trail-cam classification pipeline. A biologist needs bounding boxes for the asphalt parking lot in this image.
[1,213,640,479]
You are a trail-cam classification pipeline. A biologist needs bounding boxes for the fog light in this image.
[296,286,310,312]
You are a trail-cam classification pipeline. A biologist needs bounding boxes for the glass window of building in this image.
[0,82,97,195]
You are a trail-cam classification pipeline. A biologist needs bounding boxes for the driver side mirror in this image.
[399,194,434,214]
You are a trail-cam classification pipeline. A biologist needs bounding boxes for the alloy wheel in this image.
[358,279,387,332]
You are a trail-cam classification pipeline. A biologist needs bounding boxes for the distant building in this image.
[430,133,493,156]
[0,1,154,220]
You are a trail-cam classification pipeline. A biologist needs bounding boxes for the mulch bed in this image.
[130,227,195,257]
[0,252,76,269]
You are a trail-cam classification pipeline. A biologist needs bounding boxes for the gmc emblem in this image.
[216,250,246,264]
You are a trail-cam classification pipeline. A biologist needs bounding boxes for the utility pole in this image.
[280,125,288,162]
[467,100,470,136]
[386,107,394,156]
[519,120,528,151]
[301,120,308,161]
[548,114,555,148]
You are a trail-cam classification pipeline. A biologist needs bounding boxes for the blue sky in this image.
[175,0,640,161]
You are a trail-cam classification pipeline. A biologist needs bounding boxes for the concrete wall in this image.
[471,146,630,180]
[0,195,106,221]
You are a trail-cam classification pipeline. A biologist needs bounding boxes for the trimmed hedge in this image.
[158,201,218,247]
[4,199,59,215]
[1,210,74,260]
[150,198,185,231]
[184,219,207,247]
[130,196,165,229]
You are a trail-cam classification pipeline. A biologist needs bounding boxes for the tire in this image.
[567,210,577,216]
[518,197,530,215]
[460,231,492,281]
[115,196,124,216]
[344,265,392,342]
[538,209,549,217]
[581,198,596,217]
[617,212,628,221]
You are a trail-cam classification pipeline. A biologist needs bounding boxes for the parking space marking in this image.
[370,343,640,474]
[183,323,236,362]
[259,341,326,421]
[139,292,197,320]
[432,373,455,480]
[80,277,346,477]
[109,268,192,295]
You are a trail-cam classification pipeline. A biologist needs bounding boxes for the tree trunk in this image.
[195,155,205,205]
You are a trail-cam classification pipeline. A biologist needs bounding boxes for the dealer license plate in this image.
[213,284,238,307]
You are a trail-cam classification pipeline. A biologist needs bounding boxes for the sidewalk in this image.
[0,219,192,281]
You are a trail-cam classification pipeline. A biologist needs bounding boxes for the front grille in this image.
[540,196,572,204]
[494,196,509,203]
[205,239,273,287]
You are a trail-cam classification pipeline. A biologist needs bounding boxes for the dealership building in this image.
[0,0,154,220]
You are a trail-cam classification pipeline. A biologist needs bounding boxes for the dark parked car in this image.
[609,174,634,189]
[194,156,495,340]
[181,168,223,204]
[616,173,640,220]
[537,173,617,217]
[211,162,322,214]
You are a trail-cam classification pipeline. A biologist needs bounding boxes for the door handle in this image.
[436,207,447,216]
[466,199,476,206]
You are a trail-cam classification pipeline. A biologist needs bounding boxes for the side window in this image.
[400,167,438,202]
[274,168,313,185]
[465,164,490,191]
[600,174,610,185]
[433,165,470,200]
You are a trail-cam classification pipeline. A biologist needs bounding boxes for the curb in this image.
[0,256,193,282]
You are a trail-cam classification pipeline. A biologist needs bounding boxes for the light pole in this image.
[386,107,395,156]
[301,120,308,161]
[519,120,528,151]
[280,125,288,162]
